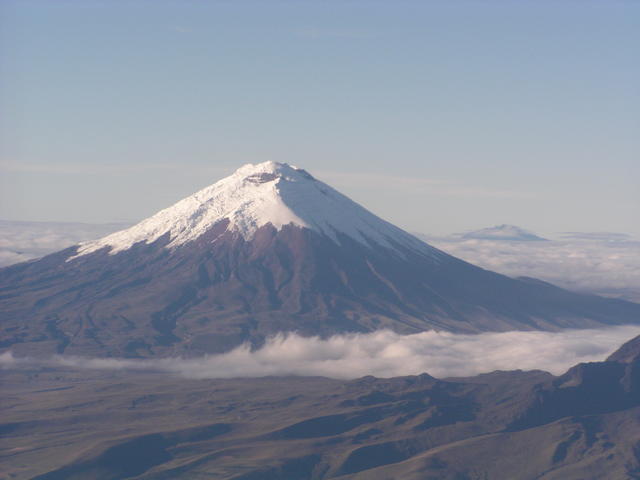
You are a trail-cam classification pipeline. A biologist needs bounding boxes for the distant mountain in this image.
[6,330,640,479]
[1,162,639,357]
[460,224,548,241]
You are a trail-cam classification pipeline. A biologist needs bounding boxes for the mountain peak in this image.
[461,224,547,242]
[233,161,313,180]
[71,162,436,259]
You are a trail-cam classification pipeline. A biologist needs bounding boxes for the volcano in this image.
[1,162,639,357]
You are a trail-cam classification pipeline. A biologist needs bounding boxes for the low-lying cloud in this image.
[422,234,640,302]
[3,326,639,380]
[0,220,130,267]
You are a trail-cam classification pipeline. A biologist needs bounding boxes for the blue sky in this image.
[1,0,638,236]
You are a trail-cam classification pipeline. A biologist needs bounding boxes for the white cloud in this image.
[421,234,640,302]
[2,326,639,379]
[559,231,634,242]
[0,220,131,266]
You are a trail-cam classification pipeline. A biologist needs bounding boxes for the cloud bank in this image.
[3,326,639,380]
[0,220,130,267]
[421,233,640,302]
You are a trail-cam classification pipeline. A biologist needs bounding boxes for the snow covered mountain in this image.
[1,162,639,357]
[73,161,436,259]
[461,224,547,241]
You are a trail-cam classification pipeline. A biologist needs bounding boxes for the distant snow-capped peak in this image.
[461,224,547,242]
[72,161,439,259]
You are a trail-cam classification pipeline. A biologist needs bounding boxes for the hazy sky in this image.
[1,1,638,236]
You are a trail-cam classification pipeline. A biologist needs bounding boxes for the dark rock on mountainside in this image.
[1,162,639,357]
[3,334,640,479]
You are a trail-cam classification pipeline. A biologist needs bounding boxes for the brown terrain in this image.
[1,335,640,479]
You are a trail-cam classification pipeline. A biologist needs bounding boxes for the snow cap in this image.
[72,161,439,259]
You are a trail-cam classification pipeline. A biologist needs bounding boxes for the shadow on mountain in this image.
[32,424,231,480]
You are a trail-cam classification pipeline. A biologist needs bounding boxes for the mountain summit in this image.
[73,161,437,259]
[461,224,547,242]
[1,162,639,357]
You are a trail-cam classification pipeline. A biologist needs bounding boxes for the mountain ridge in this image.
[4,328,640,479]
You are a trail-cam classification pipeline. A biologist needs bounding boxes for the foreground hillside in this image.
[2,335,640,479]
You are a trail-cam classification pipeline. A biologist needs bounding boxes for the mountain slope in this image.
[607,334,640,363]
[1,162,639,357]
